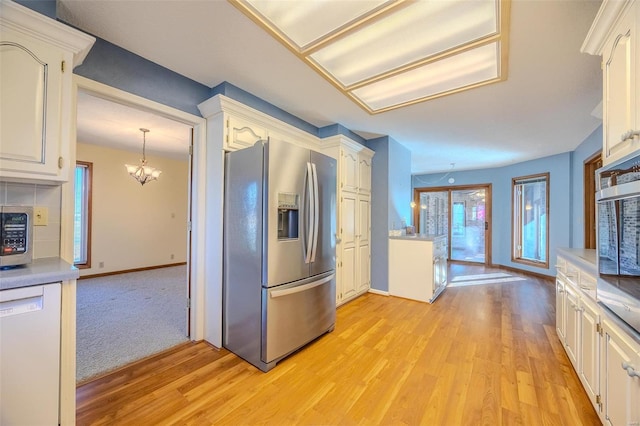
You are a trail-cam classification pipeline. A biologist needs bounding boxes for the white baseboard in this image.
[368,288,389,296]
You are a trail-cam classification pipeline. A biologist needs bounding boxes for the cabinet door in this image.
[357,243,370,293]
[340,245,357,302]
[340,193,357,246]
[357,196,370,244]
[0,30,64,179]
[338,192,357,304]
[226,116,267,151]
[556,278,566,341]
[564,284,580,369]
[579,297,601,413]
[602,6,638,162]
[358,154,372,195]
[602,320,640,426]
[341,147,358,193]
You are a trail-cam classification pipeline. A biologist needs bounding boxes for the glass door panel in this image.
[450,189,486,262]
[419,191,448,237]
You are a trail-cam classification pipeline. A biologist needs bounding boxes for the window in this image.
[74,161,92,268]
[512,173,549,267]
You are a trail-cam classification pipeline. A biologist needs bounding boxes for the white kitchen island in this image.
[388,234,448,303]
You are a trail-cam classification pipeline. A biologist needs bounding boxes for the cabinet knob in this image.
[621,361,640,378]
[620,129,640,142]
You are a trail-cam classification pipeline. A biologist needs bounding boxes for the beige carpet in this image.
[76,265,189,383]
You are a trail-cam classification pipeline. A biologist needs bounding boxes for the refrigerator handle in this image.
[310,162,319,262]
[304,162,314,264]
[269,273,334,298]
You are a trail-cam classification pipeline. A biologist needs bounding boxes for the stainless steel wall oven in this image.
[596,153,640,334]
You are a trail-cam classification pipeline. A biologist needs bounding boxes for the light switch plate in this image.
[34,206,48,226]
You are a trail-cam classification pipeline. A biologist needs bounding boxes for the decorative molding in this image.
[581,0,634,55]
[367,288,389,296]
[320,134,374,157]
[0,0,95,67]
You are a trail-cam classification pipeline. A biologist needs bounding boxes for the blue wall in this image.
[412,129,603,277]
[367,137,390,292]
[388,138,412,230]
[74,38,212,117]
[367,136,412,291]
[16,0,56,18]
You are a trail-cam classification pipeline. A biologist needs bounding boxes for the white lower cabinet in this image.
[601,319,640,426]
[565,282,581,369]
[579,296,601,411]
[340,245,357,302]
[388,235,448,303]
[356,195,370,294]
[556,277,567,341]
[556,253,640,424]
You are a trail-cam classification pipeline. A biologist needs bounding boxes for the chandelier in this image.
[125,128,161,185]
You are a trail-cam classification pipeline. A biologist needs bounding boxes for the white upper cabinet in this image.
[583,0,640,165]
[0,1,94,182]
[199,95,319,153]
[341,146,358,193]
[358,153,372,194]
[226,116,267,151]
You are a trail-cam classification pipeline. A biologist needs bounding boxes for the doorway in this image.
[73,89,194,382]
[584,151,602,249]
[413,184,492,265]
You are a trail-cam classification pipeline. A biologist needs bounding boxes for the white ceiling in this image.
[76,92,192,160]
[63,0,603,174]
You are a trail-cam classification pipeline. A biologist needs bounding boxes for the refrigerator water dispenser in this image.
[277,193,299,239]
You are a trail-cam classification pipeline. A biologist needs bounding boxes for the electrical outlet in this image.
[170,254,175,260]
[34,206,48,226]
[99,261,104,268]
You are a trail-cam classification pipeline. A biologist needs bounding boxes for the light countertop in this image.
[0,257,79,291]
[389,234,446,241]
[556,247,597,275]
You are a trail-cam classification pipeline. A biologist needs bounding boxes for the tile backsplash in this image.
[0,181,61,259]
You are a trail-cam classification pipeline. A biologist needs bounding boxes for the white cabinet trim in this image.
[0,1,95,67]
[582,0,635,55]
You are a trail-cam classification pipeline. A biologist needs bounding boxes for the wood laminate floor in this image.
[76,264,601,425]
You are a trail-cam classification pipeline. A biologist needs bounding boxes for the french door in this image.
[413,184,491,264]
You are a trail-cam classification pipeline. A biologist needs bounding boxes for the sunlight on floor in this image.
[448,272,527,287]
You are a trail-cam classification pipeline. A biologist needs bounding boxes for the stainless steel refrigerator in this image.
[223,139,337,372]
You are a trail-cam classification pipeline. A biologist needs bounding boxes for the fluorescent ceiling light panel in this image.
[231,0,510,113]
[310,0,498,87]
[352,42,500,111]
[241,0,391,49]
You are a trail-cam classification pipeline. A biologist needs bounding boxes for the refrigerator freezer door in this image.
[265,140,311,287]
[310,150,337,277]
[262,271,336,364]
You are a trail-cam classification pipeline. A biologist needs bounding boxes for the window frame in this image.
[74,161,93,269]
[511,172,549,268]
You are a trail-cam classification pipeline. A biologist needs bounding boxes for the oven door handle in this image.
[597,180,640,202]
